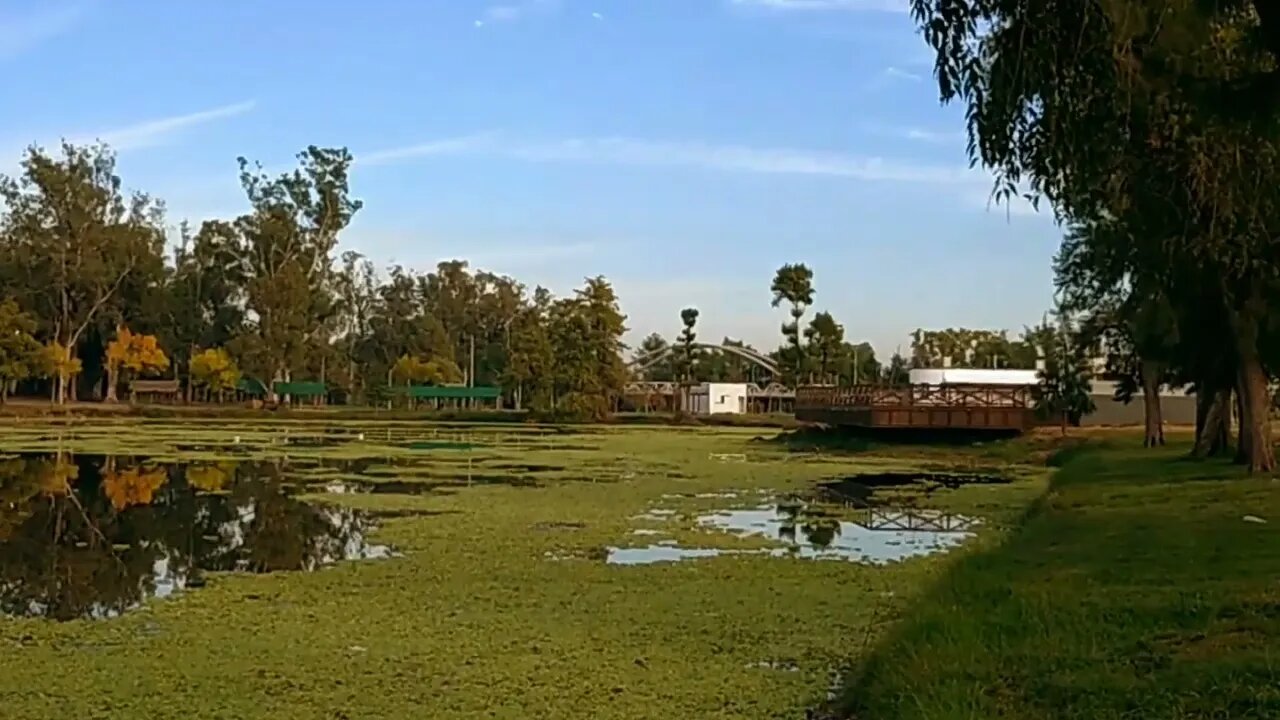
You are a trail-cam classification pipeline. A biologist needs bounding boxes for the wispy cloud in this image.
[730,0,908,12]
[359,133,974,184]
[76,101,256,152]
[474,0,560,27]
[882,66,923,82]
[357,133,498,166]
[0,2,89,60]
[864,123,964,144]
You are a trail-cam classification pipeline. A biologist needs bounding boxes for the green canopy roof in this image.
[237,377,269,396]
[398,385,502,400]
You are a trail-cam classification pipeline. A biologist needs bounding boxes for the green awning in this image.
[273,381,328,397]
[237,377,269,396]
[398,385,502,400]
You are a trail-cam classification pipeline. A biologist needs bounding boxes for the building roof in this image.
[908,368,1039,386]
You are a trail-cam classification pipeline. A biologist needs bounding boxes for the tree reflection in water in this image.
[776,501,842,550]
[0,456,390,621]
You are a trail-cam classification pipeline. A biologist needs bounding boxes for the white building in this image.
[687,382,749,415]
[908,368,1040,386]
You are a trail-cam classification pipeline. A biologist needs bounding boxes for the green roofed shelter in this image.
[401,385,501,400]
[237,377,269,397]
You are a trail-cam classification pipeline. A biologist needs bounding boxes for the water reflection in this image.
[607,502,976,566]
[699,504,975,564]
[0,455,392,621]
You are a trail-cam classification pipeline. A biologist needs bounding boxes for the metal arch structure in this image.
[628,342,780,376]
[623,381,795,399]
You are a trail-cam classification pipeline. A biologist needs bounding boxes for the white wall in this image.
[690,383,748,415]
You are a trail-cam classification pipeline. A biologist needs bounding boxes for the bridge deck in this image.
[795,384,1035,432]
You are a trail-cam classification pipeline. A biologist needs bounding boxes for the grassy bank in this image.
[839,437,1280,719]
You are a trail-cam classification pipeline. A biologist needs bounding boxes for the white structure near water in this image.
[688,382,749,415]
[908,368,1040,386]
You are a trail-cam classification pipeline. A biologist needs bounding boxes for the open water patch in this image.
[608,502,976,566]
[0,454,395,621]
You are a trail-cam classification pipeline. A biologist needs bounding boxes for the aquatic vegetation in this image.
[0,419,1047,719]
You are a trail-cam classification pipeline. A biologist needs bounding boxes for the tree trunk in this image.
[1234,350,1275,472]
[104,362,118,403]
[1140,360,1164,447]
[1060,411,1068,437]
[1194,387,1232,458]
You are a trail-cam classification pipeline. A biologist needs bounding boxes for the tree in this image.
[167,220,246,400]
[104,327,170,403]
[504,287,556,411]
[189,348,242,401]
[677,307,700,410]
[546,277,627,419]
[883,352,910,385]
[1032,315,1096,435]
[804,311,844,384]
[910,0,1280,470]
[835,341,879,386]
[232,146,361,397]
[0,143,166,404]
[770,263,814,385]
[391,355,464,387]
[40,342,81,404]
[632,333,674,382]
[0,300,42,402]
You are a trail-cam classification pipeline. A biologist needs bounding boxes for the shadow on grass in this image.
[832,440,1280,720]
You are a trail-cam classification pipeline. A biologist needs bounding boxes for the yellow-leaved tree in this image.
[189,348,241,402]
[102,466,168,511]
[392,355,464,386]
[104,327,170,402]
[41,342,82,404]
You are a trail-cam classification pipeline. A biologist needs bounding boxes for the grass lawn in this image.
[839,435,1280,719]
[0,419,1046,719]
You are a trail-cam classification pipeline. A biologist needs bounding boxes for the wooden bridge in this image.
[795,384,1035,432]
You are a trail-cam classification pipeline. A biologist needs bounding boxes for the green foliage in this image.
[0,300,42,399]
[0,143,166,402]
[882,352,910,385]
[1033,314,1097,429]
[911,328,1037,369]
[391,355,464,386]
[771,263,814,384]
[676,307,699,382]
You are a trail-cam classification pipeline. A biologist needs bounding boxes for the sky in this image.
[0,0,1062,358]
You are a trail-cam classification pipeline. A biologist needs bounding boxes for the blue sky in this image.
[0,0,1061,357]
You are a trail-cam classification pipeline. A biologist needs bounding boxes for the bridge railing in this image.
[795,384,1032,411]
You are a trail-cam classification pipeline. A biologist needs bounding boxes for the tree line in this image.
[0,143,627,417]
[911,0,1280,470]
